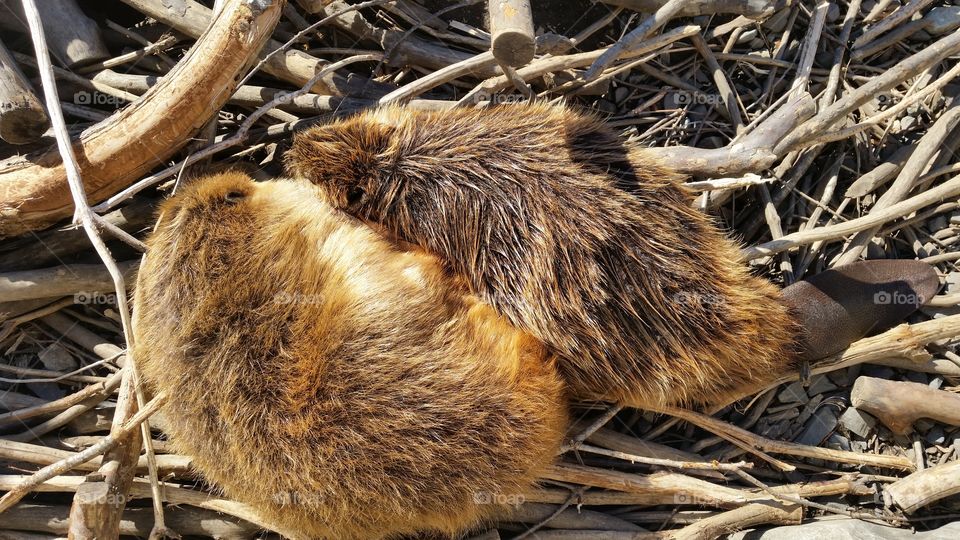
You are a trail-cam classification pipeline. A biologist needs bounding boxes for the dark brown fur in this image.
[287,103,801,408]
[132,172,568,539]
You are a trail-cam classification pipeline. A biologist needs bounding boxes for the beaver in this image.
[286,102,940,408]
[131,171,568,539]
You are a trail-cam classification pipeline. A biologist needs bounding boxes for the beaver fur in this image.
[132,171,568,539]
[286,103,802,408]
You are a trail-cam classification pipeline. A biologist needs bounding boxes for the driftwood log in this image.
[850,376,960,435]
[0,0,283,239]
[34,0,109,68]
[885,461,960,514]
[0,0,109,68]
[0,38,47,144]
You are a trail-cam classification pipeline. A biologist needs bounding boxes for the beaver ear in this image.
[782,260,940,361]
[285,118,395,184]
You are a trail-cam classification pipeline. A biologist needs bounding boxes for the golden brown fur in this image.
[287,103,801,408]
[132,172,568,539]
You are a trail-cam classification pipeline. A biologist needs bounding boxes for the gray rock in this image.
[904,371,929,384]
[926,6,960,35]
[926,427,945,445]
[826,3,841,23]
[762,9,791,33]
[38,343,77,372]
[827,367,854,387]
[595,99,617,114]
[797,394,824,425]
[795,405,840,446]
[806,374,838,396]
[778,381,808,404]
[839,407,877,438]
[731,520,960,540]
[825,432,851,451]
[929,215,949,232]
[613,86,630,104]
[863,365,895,380]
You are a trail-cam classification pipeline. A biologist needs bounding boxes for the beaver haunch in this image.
[132,172,568,539]
[287,103,939,408]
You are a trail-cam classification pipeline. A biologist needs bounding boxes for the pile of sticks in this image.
[0,0,959,538]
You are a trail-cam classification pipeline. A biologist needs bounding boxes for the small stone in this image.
[795,405,840,446]
[797,394,824,425]
[13,354,65,401]
[737,28,758,44]
[595,99,617,114]
[929,215,949,232]
[840,407,877,438]
[826,3,841,23]
[826,433,851,451]
[806,374,838,396]
[900,115,916,130]
[613,86,630,104]
[762,9,791,32]
[863,365,895,380]
[927,7,960,34]
[778,381,808,404]
[923,426,947,444]
[38,343,77,372]
[815,51,833,68]
[28,382,65,401]
[699,136,725,150]
[866,241,886,259]
[904,371,928,384]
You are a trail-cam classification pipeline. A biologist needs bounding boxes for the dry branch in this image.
[599,0,794,18]
[646,92,816,176]
[543,463,755,507]
[488,0,535,67]
[669,500,802,540]
[0,261,138,302]
[67,367,141,539]
[0,0,283,239]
